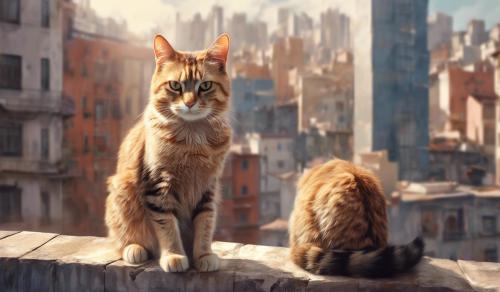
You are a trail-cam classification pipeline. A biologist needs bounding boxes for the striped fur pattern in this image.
[105,34,231,272]
[289,159,424,277]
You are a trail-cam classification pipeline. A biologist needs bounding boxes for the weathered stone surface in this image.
[0,231,19,240]
[416,257,473,291]
[1,230,499,292]
[106,260,234,292]
[458,260,500,292]
[0,231,58,258]
[18,235,121,292]
[0,231,58,292]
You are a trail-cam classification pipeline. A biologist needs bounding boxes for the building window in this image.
[241,159,249,170]
[41,0,50,27]
[0,121,22,156]
[482,216,497,235]
[277,160,285,169]
[241,185,248,196]
[0,185,22,222]
[83,135,89,153]
[484,247,498,262]
[222,183,231,199]
[277,143,282,151]
[443,208,465,241]
[95,100,107,120]
[484,125,495,146]
[483,103,495,120]
[41,191,51,224]
[0,0,20,24]
[0,54,21,89]
[421,210,438,238]
[112,100,121,119]
[81,64,88,77]
[41,128,49,160]
[239,213,248,224]
[41,58,50,91]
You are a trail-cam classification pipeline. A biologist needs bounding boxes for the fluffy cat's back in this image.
[290,160,424,277]
[291,159,388,249]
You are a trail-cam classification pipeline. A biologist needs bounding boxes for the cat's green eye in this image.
[199,81,213,92]
[168,81,182,92]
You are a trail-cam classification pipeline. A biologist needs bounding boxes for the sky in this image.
[87,0,500,35]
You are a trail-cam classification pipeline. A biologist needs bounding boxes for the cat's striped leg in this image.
[145,172,188,272]
[192,190,220,272]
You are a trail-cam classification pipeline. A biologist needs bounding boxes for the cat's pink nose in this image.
[184,100,195,108]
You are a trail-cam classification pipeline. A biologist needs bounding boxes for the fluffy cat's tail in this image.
[291,237,424,278]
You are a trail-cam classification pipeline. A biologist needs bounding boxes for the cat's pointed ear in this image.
[207,33,230,64]
[153,35,176,63]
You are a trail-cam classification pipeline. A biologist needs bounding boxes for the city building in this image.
[353,0,430,181]
[259,218,288,247]
[428,12,453,51]
[216,145,260,244]
[428,133,489,185]
[492,50,500,185]
[247,133,295,195]
[206,5,224,43]
[466,20,488,47]
[71,0,135,42]
[249,101,299,139]
[357,150,399,199]
[231,77,276,137]
[271,37,304,104]
[295,127,353,170]
[0,0,72,232]
[320,8,351,51]
[62,24,152,235]
[227,13,268,52]
[298,52,353,133]
[466,94,498,176]
[434,67,495,135]
[390,182,500,262]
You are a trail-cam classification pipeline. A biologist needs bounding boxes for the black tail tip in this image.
[412,236,425,250]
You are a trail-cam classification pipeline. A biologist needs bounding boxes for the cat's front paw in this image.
[194,253,220,272]
[159,254,189,272]
[122,244,149,265]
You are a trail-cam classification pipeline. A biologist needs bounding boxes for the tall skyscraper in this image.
[207,5,224,44]
[353,0,430,181]
[320,8,351,51]
[428,12,453,50]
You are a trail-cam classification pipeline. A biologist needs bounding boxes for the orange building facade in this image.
[217,148,261,244]
[63,35,152,235]
[445,66,495,135]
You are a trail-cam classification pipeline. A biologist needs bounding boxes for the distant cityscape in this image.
[1,0,500,263]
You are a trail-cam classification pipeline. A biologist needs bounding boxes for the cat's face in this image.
[150,34,230,122]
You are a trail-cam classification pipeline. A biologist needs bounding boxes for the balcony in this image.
[0,88,63,114]
[0,158,59,174]
[0,230,498,291]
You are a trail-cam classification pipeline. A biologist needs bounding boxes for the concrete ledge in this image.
[0,231,499,292]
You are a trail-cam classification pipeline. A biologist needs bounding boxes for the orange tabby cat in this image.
[105,34,231,272]
[289,159,423,277]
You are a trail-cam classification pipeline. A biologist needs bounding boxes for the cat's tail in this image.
[290,236,424,278]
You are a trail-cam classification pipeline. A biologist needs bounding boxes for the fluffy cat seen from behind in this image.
[105,34,231,272]
[289,159,424,278]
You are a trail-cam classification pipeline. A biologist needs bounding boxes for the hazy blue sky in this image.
[429,0,500,30]
[89,0,500,34]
